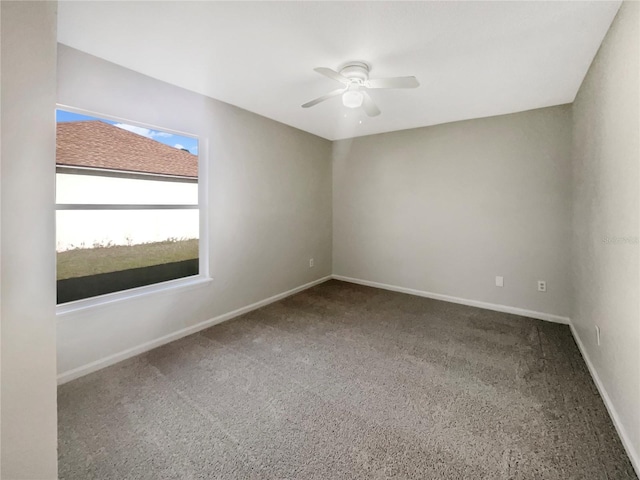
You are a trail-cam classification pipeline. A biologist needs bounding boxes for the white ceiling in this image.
[58,1,621,141]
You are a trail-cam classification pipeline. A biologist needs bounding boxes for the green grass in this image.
[57,239,198,280]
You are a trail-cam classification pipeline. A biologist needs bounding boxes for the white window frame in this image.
[55,104,210,316]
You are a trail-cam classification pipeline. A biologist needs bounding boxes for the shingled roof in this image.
[56,120,197,178]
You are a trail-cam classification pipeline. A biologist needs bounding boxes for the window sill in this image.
[56,275,213,317]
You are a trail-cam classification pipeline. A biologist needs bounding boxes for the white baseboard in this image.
[332,274,637,475]
[57,275,332,384]
[570,324,640,477]
[332,275,570,324]
[58,272,637,476]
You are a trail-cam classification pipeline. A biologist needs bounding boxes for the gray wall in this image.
[333,106,572,318]
[2,3,635,477]
[571,1,639,467]
[1,2,59,478]
[56,45,333,376]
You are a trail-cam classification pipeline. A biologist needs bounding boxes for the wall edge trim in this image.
[332,275,570,324]
[57,275,332,384]
[333,274,638,474]
[570,324,640,477]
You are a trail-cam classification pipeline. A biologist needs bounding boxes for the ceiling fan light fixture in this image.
[303,62,418,116]
[342,89,364,109]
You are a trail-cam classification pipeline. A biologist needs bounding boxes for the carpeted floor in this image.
[58,280,637,479]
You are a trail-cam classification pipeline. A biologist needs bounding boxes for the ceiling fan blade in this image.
[301,88,346,108]
[314,67,350,85]
[365,76,419,89]
[361,91,381,117]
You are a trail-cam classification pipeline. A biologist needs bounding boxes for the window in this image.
[56,108,202,305]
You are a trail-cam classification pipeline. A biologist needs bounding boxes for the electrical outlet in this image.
[495,276,504,287]
[596,325,601,346]
[537,280,546,292]
[309,258,314,268]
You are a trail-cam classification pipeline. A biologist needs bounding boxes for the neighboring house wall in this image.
[56,44,333,376]
[1,2,59,478]
[56,172,199,250]
[333,105,572,320]
[571,1,640,471]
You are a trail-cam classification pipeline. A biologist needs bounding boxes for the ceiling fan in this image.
[302,61,419,117]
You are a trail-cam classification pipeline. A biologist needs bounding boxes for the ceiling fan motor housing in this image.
[339,62,370,83]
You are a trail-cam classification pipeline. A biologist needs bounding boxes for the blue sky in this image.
[56,109,198,155]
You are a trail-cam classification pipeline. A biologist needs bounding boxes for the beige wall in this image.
[571,0,640,469]
[1,2,59,478]
[333,105,572,319]
[56,45,333,377]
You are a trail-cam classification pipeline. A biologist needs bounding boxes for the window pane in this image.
[56,109,201,304]
[56,173,198,205]
[56,210,199,303]
[56,110,198,183]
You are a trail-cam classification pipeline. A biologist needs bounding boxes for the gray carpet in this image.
[58,280,637,479]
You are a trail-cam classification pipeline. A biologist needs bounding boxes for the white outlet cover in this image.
[495,276,504,287]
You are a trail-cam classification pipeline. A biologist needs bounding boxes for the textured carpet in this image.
[58,280,637,479]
